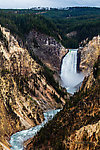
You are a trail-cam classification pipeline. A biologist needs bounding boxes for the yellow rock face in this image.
[79,36,100,91]
[80,35,100,75]
[68,120,100,150]
[0,25,66,148]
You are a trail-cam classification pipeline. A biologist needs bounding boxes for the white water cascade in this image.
[10,109,61,150]
[61,49,84,94]
[9,50,84,149]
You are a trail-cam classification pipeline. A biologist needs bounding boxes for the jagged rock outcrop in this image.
[79,35,100,75]
[66,31,77,38]
[26,77,100,150]
[68,120,100,150]
[79,35,100,91]
[26,29,68,73]
[0,25,66,149]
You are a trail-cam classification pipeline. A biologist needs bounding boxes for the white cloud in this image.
[0,0,100,9]
[75,0,100,7]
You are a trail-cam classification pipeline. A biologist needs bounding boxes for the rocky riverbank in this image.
[0,25,67,149]
[25,36,100,150]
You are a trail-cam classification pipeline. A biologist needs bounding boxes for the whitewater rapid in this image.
[61,49,84,94]
[10,109,61,150]
[9,49,83,149]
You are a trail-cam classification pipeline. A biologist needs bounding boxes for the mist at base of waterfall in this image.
[61,73,84,94]
[60,49,84,94]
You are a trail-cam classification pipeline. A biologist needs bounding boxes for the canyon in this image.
[0,24,100,150]
[25,36,100,150]
[0,25,67,149]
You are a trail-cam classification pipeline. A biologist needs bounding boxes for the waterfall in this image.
[61,49,84,94]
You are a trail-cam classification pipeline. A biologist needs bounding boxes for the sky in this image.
[0,0,100,9]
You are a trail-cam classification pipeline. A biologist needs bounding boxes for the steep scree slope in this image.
[26,29,67,73]
[26,37,100,150]
[0,25,66,149]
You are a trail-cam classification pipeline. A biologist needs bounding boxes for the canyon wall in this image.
[79,35,100,91]
[79,36,100,74]
[0,25,66,149]
[26,29,68,73]
[26,36,100,150]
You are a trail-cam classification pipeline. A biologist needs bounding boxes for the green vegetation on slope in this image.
[42,7,100,48]
[43,7,100,18]
[28,49,67,101]
[0,7,100,48]
[0,30,9,51]
[0,12,58,42]
[27,56,100,150]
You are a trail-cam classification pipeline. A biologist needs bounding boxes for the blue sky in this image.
[0,0,100,9]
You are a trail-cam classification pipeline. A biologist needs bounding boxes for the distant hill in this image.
[42,7,100,48]
[0,7,100,48]
[0,7,100,149]
[42,7,100,19]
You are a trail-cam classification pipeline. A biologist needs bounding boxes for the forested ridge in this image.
[0,13,58,42]
[0,7,100,150]
[0,7,100,48]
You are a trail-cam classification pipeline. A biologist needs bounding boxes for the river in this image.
[10,49,84,149]
[9,109,61,150]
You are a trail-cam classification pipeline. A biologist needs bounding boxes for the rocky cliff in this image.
[26,37,100,150]
[26,29,68,73]
[79,35,100,91]
[0,25,67,149]
[79,35,100,75]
